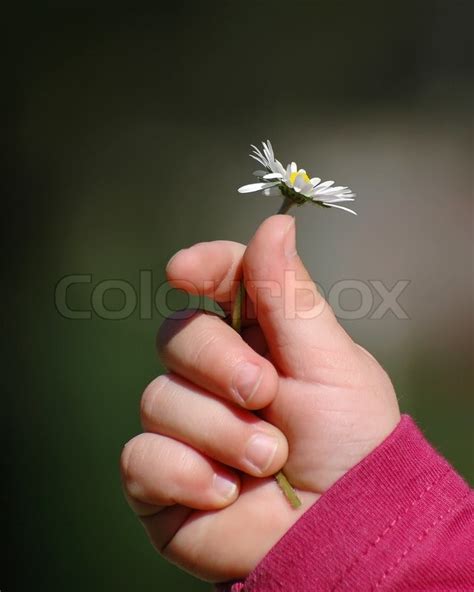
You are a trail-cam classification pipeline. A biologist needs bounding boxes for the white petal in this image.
[317,188,344,196]
[321,196,355,203]
[250,154,268,168]
[301,182,314,196]
[263,172,283,180]
[250,145,268,166]
[323,192,355,199]
[294,174,306,190]
[262,142,272,163]
[274,160,286,176]
[290,161,297,173]
[238,181,279,193]
[323,203,357,215]
[310,177,321,186]
[269,161,280,174]
[262,141,279,174]
[286,163,293,182]
[251,144,265,158]
[265,140,274,162]
[253,170,268,177]
[238,183,265,193]
[314,180,335,192]
[319,186,347,194]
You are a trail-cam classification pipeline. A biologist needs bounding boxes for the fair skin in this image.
[120,215,401,583]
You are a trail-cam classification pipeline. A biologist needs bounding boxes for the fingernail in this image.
[232,361,263,403]
[283,217,297,258]
[213,474,237,500]
[245,433,279,473]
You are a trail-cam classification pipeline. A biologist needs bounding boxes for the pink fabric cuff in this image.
[217,415,473,591]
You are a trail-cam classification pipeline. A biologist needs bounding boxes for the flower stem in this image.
[230,198,302,509]
[231,280,244,334]
[277,196,295,215]
[275,471,302,509]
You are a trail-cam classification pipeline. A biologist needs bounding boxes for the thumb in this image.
[243,215,353,379]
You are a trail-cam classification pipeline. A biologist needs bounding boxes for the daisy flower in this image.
[238,140,357,215]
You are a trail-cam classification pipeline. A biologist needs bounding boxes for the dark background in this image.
[4,2,473,591]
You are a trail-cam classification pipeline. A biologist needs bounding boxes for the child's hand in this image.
[121,215,400,583]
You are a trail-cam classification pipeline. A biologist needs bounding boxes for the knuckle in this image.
[192,329,223,371]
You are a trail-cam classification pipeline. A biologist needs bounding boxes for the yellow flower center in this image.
[289,171,310,185]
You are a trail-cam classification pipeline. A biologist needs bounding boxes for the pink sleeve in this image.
[217,415,473,591]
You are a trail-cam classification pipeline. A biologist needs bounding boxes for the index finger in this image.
[166,241,250,318]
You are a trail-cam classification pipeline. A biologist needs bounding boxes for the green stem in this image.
[230,280,244,334]
[277,196,295,215]
[230,197,302,510]
[275,471,302,509]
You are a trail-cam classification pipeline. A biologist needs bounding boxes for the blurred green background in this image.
[5,2,472,591]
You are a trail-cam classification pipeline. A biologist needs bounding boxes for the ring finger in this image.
[141,373,288,477]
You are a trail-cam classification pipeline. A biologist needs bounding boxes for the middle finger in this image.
[157,310,279,409]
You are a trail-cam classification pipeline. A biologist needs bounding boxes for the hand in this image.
[120,215,400,583]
